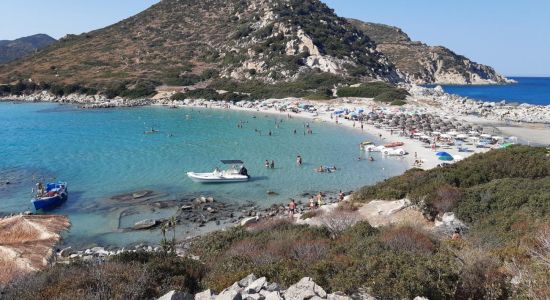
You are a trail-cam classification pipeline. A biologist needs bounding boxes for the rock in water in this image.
[133,219,159,230]
[132,191,150,199]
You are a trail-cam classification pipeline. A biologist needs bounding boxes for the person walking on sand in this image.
[309,197,316,210]
[339,190,345,202]
[288,199,297,218]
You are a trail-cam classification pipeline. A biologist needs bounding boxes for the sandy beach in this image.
[165,99,494,171]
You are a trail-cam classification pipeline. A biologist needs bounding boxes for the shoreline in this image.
[1,88,549,252]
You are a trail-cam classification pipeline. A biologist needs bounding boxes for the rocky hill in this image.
[0,0,402,91]
[348,19,513,85]
[0,34,56,64]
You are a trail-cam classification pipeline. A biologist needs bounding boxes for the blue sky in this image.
[0,0,548,76]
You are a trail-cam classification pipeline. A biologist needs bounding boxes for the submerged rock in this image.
[133,219,159,230]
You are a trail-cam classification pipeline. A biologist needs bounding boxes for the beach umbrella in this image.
[436,151,452,157]
[438,155,454,161]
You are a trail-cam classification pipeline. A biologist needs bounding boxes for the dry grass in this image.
[0,215,70,284]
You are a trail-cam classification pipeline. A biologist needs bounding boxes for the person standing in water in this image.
[270,160,275,169]
[296,155,302,166]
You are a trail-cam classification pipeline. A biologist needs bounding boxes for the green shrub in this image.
[373,89,408,103]
[390,99,407,106]
[4,253,206,300]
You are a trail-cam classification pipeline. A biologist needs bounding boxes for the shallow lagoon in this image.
[0,102,408,247]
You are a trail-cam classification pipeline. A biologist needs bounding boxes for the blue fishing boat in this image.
[31,182,68,211]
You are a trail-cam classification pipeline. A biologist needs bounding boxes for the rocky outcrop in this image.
[407,85,550,123]
[158,274,436,300]
[163,274,368,300]
[349,19,513,85]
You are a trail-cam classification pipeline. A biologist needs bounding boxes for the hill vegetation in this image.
[3,146,548,299]
[0,34,56,64]
[348,19,512,85]
[0,0,401,96]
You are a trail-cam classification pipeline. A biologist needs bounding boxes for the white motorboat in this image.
[187,160,250,183]
[382,148,407,156]
[363,145,386,152]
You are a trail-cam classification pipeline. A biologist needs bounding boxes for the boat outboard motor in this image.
[239,166,248,177]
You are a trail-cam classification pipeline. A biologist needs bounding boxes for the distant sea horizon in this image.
[438,77,550,106]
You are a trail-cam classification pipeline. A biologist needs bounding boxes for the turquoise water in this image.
[441,77,550,106]
[0,102,407,247]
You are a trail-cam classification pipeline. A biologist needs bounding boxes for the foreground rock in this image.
[159,274,382,300]
[0,214,70,284]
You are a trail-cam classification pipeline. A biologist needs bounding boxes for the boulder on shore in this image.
[240,216,259,227]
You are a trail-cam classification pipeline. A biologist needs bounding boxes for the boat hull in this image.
[32,192,68,211]
[187,172,249,183]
